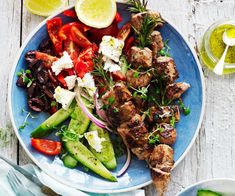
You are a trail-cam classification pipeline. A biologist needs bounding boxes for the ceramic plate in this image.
[177,179,235,196]
[9,3,205,193]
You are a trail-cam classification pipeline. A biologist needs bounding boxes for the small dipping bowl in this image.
[200,19,235,74]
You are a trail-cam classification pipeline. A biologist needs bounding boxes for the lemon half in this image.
[25,0,68,17]
[75,0,117,29]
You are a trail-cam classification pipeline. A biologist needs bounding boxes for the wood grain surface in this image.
[1,0,235,195]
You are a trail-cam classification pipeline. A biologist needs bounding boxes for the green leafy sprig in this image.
[127,0,148,13]
[19,108,38,130]
[17,69,34,88]
[92,54,114,90]
[178,99,190,115]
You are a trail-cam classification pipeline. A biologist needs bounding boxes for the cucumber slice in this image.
[31,100,76,138]
[197,190,223,196]
[64,139,117,182]
[87,123,117,170]
[63,154,78,169]
[68,98,91,135]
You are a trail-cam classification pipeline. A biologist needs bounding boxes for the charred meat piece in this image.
[126,70,152,88]
[148,105,180,124]
[129,46,152,69]
[166,82,190,100]
[118,114,152,160]
[150,31,164,57]
[106,101,137,126]
[148,144,174,196]
[117,23,132,41]
[131,11,163,32]
[101,83,132,107]
[25,51,58,68]
[153,56,179,83]
[119,101,137,123]
[155,123,177,146]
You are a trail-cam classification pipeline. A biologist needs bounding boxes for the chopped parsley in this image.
[178,99,190,115]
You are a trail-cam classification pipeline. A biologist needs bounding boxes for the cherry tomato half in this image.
[31,138,61,156]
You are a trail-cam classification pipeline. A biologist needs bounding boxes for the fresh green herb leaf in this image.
[131,86,149,100]
[19,109,38,131]
[159,39,171,57]
[51,101,57,107]
[127,0,148,13]
[107,96,115,105]
[178,99,191,115]
[170,116,176,127]
[133,71,139,78]
[148,131,160,145]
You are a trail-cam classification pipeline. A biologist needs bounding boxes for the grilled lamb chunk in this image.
[153,56,179,83]
[148,105,180,124]
[166,82,190,100]
[126,70,152,88]
[101,83,132,107]
[119,101,137,123]
[131,11,163,32]
[148,144,174,196]
[118,114,152,160]
[150,31,164,57]
[154,123,177,145]
[129,46,152,69]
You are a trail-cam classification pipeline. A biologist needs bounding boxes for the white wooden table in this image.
[1,0,235,195]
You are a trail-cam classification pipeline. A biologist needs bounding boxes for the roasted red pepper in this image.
[123,36,135,55]
[63,39,80,60]
[63,9,77,19]
[70,26,92,48]
[46,17,63,56]
[74,45,98,78]
[115,12,122,23]
[58,22,91,41]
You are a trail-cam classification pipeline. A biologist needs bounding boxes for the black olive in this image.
[36,69,49,84]
[39,38,55,56]
[42,83,54,99]
[16,76,26,87]
[27,82,37,98]
[28,98,44,112]
[25,50,37,63]
[48,69,58,85]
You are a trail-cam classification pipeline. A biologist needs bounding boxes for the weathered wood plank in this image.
[0,1,21,162]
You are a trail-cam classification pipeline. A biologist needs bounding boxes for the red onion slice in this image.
[116,146,131,177]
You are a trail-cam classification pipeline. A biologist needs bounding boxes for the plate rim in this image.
[8,3,206,194]
[176,178,235,195]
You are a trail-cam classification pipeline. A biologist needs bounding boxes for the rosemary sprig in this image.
[92,54,114,90]
[133,15,158,48]
[128,0,148,13]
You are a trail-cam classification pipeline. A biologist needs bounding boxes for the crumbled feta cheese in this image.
[104,58,121,72]
[77,73,96,97]
[53,86,76,110]
[64,75,77,90]
[52,51,73,75]
[99,36,124,62]
[84,131,105,152]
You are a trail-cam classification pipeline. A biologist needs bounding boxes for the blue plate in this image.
[9,3,205,193]
[177,179,235,195]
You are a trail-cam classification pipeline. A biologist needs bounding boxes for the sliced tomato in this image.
[31,138,61,156]
[70,26,92,48]
[123,36,135,55]
[115,12,122,23]
[111,71,126,81]
[63,40,80,60]
[88,22,119,43]
[63,9,77,19]
[57,72,67,88]
[58,22,91,41]
[65,68,75,76]
[50,106,58,114]
[46,17,63,56]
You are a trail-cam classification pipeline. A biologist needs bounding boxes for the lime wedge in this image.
[25,0,68,17]
[75,0,117,29]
